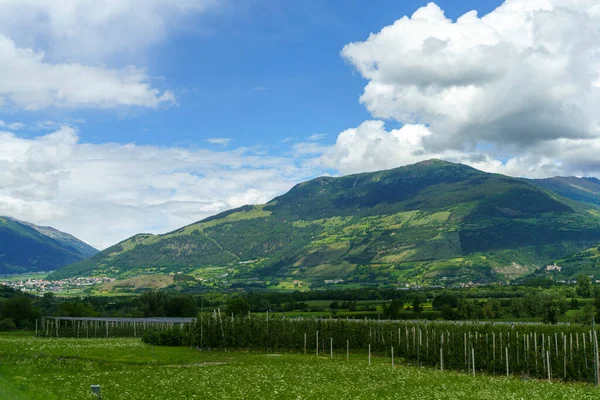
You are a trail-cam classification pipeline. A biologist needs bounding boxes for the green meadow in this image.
[1,333,599,399]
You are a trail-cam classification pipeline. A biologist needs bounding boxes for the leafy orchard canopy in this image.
[44,317,195,323]
[40,314,600,384]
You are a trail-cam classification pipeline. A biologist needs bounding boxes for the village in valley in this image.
[0,276,114,294]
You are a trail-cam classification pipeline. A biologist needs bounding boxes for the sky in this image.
[0,0,599,249]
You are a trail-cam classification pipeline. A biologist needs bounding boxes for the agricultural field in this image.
[0,273,49,282]
[1,332,600,399]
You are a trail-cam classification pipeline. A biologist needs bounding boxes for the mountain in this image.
[531,176,600,208]
[49,160,600,286]
[0,217,98,275]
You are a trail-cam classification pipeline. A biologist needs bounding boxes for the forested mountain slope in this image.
[50,160,600,285]
[0,217,97,274]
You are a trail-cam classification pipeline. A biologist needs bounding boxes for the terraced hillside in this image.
[50,160,600,286]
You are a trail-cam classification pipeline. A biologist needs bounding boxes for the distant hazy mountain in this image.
[0,217,98,275]
[50,160,600,285]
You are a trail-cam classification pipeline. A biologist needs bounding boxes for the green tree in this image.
[166,296,197,317]
[432,292,458,309]
[412,294,425,313]
[38,292,56,315]
[138,291,167,317]
[0,296,38,328]
[482,302,495,319]
[226,298,250,316]
[440,304,457,320]
[574,304,595,325]
[456,298,475,319]
[56,300,95,317]
[576,275,592,298]
[509,298,526,318]
[537,291,566,324]
[383,299,403,319]
[570,298,580,310]
[594,290,600,320]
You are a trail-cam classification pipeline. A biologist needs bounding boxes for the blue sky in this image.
[0,0,598,248]
[4,0,501,148]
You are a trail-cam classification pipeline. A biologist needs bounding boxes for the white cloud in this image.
[341,1,600,149]
[320,121,435,174]
[329,0,600,177]
[0,128,316,249]
[0,1,219,111]
[308,133,327,141]
[0,0,217,62]
[318,119,600,179]
[0,34,174,110]
[205,138,232,146]
[0,120,24,130]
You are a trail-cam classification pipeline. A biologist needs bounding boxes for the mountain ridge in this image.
[49,160,600,287]
[0,217,98,275]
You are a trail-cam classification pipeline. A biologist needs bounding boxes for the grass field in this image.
[1,333,600,399]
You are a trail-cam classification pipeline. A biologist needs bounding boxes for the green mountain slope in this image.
[50,160,600,286]
[531,177,600,208]
[0,217,98,274]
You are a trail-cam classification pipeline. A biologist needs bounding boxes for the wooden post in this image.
[584,333,588,370]
[464,333,467,369]
[368,344,371,366]
[570,333,573,363]
[316,330,319,357]
[472,346,475,376]
[542,334,546,375]
[35,319,38,336]
[304,333,307,355]
[440,333,444,371]
[563,335,567,380]
[534,332,538,373]
[594,328,600,387]
[506,347,509,377]
[493,332,496,361]
[547,350,551,382]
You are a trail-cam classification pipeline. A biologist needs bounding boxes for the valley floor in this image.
[0,333,598,399]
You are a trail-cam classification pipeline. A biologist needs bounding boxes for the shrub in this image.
[0,318,16,331]
[142,328,186,346]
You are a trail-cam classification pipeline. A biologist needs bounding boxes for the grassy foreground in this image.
[0,333,599,399]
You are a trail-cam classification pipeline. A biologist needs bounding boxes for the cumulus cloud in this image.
[317,119,600,179]
[0,0,217,62]
[330,0,600,177]
[0,34,174,110]
[0,128,315,249]
[0,1,218,110]
[321,121,434,174]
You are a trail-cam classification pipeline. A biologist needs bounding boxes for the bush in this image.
[0,318,16,331]
[142,328,187,346]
